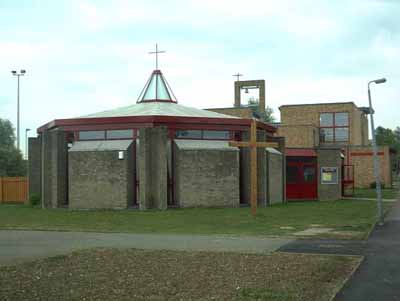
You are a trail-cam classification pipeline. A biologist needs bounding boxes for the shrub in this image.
[369,182,385,189]
[29,193,41,207]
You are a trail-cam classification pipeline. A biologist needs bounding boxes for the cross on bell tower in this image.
[149,43,166,70]
[232,73,243,82]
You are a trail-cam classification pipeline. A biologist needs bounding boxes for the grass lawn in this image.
[0,248,362,301]
[353,188,398,200]
[0,199,393,239]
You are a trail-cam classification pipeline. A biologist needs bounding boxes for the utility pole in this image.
[368,78,387,226]
[11,69,26,151]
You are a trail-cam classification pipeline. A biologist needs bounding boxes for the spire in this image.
[137,69,177,103]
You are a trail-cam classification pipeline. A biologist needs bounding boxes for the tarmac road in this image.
[0,230,292,266]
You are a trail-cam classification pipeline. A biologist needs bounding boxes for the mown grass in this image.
[0,199,391,239]
[353,188,398,200]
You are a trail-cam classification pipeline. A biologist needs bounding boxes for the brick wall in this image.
[206,107,253,118]
[279,103,368,146]
[276,124,318,148]
[345,145,392,188]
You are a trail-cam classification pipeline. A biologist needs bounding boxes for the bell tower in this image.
[234,79,266,113]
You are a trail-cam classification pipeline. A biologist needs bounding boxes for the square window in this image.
[320,128,334,142]
[320,113,333,126]
[335,112,349,126]
[335,128,349,141]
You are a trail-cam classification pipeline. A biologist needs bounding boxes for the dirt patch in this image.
[294,227,334,236]
[0,248,361,301]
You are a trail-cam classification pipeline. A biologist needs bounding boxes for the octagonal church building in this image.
[28,69,285,210]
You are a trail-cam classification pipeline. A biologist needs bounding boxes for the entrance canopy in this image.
[286,148,317,157]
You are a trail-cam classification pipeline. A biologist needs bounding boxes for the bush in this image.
[369,182,385,189]
[29,193,41,207]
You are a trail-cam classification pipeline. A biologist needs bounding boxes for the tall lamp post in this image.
[11,69,26,151]
[368,77,386,226]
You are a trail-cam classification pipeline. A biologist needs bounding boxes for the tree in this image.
[247,97,275,123]
[376,126,400,174]
[0,118,26,177]
[376,126,397,147]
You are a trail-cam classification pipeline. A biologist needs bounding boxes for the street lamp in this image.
[11,69,26,151]
[25,128,31,160]
[368,77,387,226]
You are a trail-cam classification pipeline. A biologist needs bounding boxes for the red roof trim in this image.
[37,115,277,134]
[285,148,317,157]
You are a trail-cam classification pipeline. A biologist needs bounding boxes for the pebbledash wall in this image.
[266,148,285,204]
[68,141,135,209]
[29,126,285,209]
[173,140,240,208]
[317,148,342,200]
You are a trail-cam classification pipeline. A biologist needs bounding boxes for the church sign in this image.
[321,167,338,185]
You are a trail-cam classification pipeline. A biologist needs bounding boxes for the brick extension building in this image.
[28,69,285,209]
[208,80,346,200]
[207,79,394,200]
[277,102,394,197]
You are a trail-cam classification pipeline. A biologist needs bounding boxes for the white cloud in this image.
[1,0,399,157]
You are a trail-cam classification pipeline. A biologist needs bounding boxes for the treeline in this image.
[0,118,26,177]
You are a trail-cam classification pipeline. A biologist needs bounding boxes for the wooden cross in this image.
[230,119,278,216]
[149,43,166,70]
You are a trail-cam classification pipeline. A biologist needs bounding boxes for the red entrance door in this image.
[286,161,318,200]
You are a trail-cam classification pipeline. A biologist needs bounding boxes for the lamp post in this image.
[368,77,386,226]
[25,128,31,160]
[11,69,26,151]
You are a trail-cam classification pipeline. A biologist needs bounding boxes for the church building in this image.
[28,69,285,210]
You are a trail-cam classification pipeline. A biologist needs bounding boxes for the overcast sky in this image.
[0,0,399,155]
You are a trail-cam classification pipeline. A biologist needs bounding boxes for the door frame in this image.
[286,158,318,201]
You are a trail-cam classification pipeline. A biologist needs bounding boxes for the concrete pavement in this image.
[0,230,292,266]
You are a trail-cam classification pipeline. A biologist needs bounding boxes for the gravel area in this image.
[0,248,361,301]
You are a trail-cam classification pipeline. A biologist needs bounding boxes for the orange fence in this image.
[0,177,28,204]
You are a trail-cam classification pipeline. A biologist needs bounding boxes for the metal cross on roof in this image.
[149,43,166,70]
[232,73,243,82]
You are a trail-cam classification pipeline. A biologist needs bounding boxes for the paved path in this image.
[334,200,400,301]
[279,238,365,255]
[0,230,292,266]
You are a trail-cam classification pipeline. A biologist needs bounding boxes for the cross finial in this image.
[233,73,243,82]
[149,43,166,70]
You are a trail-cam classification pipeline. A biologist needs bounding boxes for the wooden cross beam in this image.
[229,119,278,216]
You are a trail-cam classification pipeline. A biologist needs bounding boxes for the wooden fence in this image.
[0,177,28,204]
